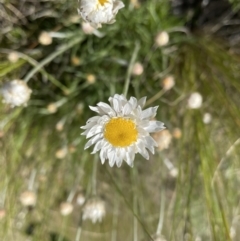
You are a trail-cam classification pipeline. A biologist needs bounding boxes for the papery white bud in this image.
[71,56,82,66]
[230,227,236,239]
[172,128,182,139]
[132,62,144,76]
[68,144,76,153]
[169,168,178,178]
[82,22,95,34]
[0,131,4,138]
[55,147,68,159]
[188,92,202,109]
[8,52,19,63]
[0,209,6,220]
[162,76,175,91]
[20,191,37,207]
[47,103,58,113]
[86,74,96,84]
[155,31,169,47]
[76,193,85,206]
[152,129,172,151]
[203,113,212,124]
[1,80,32,107]
[55,118,66,132]
[76,102,84,115]
[60,202,73,216]
[38,31,52,45]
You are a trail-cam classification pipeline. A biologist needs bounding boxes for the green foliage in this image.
[1,0,240,241]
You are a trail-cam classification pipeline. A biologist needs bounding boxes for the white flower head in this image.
[81,94,165,167]
[0,80,32,107]
[82,198,106,223]
[78,0,125,28]
[187,92,202,109]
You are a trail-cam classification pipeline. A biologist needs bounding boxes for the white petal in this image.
[141,106,158,120]
[91,139,104,153]
[86,116,101,124]
[144,136,157,154]
[81,121,96,130]
[86,125,103,138]
[129,97,138,109]
[89,106,105,115]
[138,96,147,108]
[113,98,121,113]
[144,121,165,133]
[97,102,116,116]
[108,151,116,167]
[84,133,102,149]
[136,140,149,160]
[100,147,107,164]
[126,147,135,167]
[123,102,132,115]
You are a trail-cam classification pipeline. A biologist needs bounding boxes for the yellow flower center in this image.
[98,0,108,6]
[104,118,138,147]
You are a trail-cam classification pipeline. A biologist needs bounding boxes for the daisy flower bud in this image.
[187,92,203,109]
[38,31,52,45]
[155,31,169,47]
[20,191,37,207]
[60,202,73,216]
[172,128,182,139]
[8,51,19,63]
[71,56,82,66]
[86,74,96,84]
[82,198,106,223]
[161,75,175,91]
[230,227,236,239]
[152,129,172,151]
[82,22,95,34]
[47,103,58,113]
[0,80,32,107]
[0,209,6,220]
[78,0,125,29]
[81,94,165,167]
[132,62,144,76]
[55,118,66,132]
[55,147,68,159]
[76,193,86,206]
[169,167,178,178]
[203,112,212,124]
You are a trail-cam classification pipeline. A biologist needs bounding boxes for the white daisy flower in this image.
[82,198,106,223]
[78,0,125,29]
[81,94,165,167]
[0,80,32,107]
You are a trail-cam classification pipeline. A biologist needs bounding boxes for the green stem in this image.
[123,42,140,97]
[23,34,83,88]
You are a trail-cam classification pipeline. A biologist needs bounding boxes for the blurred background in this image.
[1,0,240,240]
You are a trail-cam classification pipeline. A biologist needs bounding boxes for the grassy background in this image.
[1,0,240,240]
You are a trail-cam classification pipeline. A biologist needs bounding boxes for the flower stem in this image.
[23,34,83,86]
[156,188,165,235]
[123,41,140,97]
[92,155,98,196]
